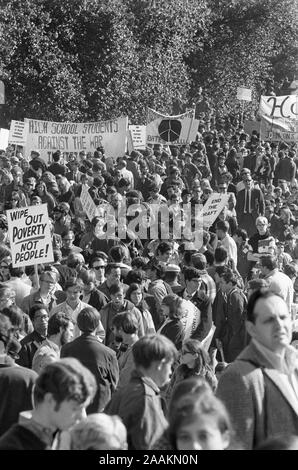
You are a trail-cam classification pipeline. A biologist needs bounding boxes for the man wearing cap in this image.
[163,264,183,294]
[236,173,265,237]
[61,306,119,413]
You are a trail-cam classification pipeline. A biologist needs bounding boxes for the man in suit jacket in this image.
[61,306,119,413]
[217,291,298,449]
[236,174,265,237]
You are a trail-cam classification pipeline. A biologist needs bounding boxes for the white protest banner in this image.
[7,204,54,268]
[146,108,199,145]
[259,95,298,119]
[9,120,27,145]
[259,95,298,142]
[129,125,146,149]
[80,184,99,222]
[0,129,9,150]
[237,87,252,101]
[24,116,128,162]
[199,193,230,227]
[180,299,201,340]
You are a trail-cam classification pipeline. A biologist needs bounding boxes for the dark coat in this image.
[105,370,167,450]
[0,424,47,450]
[236,188,265,222]
[159,318,184,351]
[0,362,37,436]
[61,334,119,413]
[17,330,46,369]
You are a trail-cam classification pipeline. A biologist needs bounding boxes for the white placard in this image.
[7,204,54,267]
[237,87,252,101]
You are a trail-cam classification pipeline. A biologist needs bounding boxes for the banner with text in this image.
[259,95,298,142]
[146,108,199,145]
[24,117,128,161]
[199,193,230,227]
[7,204,54,267]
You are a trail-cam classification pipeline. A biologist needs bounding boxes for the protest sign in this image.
[9,120,27,145]
[237,87,252,101]
[259,95,298,142]
[146,108,199,145]
[7,204,54,268]
[199,193,230,227]
[127,129,134,154]
[180,299,201,340]
[129,125,146,149]
[23,117,128,162]
[80,184,99,222]
[0,129,9,150]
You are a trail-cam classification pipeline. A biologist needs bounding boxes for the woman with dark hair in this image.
[157,294,185,350]
[126,283,155,335]
[35,180,56,216]
[165,339,217,406]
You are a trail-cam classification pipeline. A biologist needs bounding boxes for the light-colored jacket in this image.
[216,341,298,449]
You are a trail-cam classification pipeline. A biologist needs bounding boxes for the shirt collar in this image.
[252,338,298,374]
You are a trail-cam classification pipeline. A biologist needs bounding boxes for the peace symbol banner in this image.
[146,108,199,145]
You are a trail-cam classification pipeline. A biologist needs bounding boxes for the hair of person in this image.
[184,267,201,282]
[77,307,100,334]
[182,338,212,374]
[109,282,124,297]
[260,255,277,271]
[109,245,128,263]
[89,252,109,267]
[28,303,49,322]
[130,257,148,270]
[220,269,238,285]
[125,270,146,285]
[78,268,96,285]
[214,246,228,263]
[47,312,72,337]
[1,305,24,331]
[105,263,121,276]
[132,334,178,369]
[112,311,138,335]
[168,376,212,418]
[191,253,207,270]
[33,357,96,408]
[64,278,82,291]
[204,250,214,266]
[246,289,283,323]
[216,220,229,233]
[53,248,63,263]
[162,294,185,320]
[8,265,25,277]
[156,241,173,255]
[70,413,127,450]
[61,229,74,239]
[168,392,232,450]
[66,253,85,268]
[234,228,248,241]
[284,263,297,279]
[126,282,142,300]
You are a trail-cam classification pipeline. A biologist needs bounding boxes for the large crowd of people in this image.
[0,116,297,450]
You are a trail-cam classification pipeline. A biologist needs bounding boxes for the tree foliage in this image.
[0,0,297,124]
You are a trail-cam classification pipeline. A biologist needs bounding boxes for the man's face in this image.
[61,322,74,346]
[66,286,82,304]
[33,309,49,336]
[187,277,201,293]
[111,291,124,309]
[62,233,74,248]
[40,275,55,294]
[50,399,87,431]
[107,268,121,285]
[256,220,268,235]
[155,360,173,388]
[244,178,253,190]
[247,296,292,353]
[159,249,172,263]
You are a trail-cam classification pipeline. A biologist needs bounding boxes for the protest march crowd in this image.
[0,109,298,452]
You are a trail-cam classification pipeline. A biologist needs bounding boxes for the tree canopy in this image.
[0,0,297,124]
